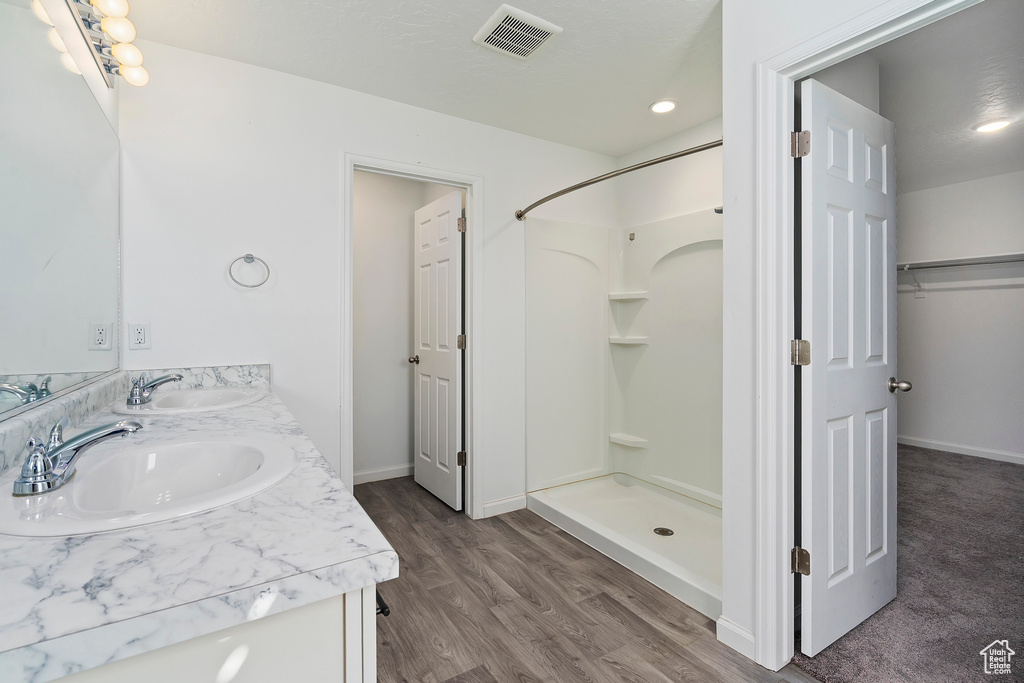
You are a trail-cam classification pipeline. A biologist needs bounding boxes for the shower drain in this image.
[653,527,675,536]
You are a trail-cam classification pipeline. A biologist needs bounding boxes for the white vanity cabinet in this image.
[0,383,397,683]
[63,587,379,683]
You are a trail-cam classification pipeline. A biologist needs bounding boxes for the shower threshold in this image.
[527,473,722,619]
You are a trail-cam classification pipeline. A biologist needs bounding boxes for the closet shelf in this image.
[897,252,1024,271]
[609,336,649,345]
[609,433,649,448]
[608,291,650,302]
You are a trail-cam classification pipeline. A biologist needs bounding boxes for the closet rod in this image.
[515,139,723,221]
[897,252,1024,272]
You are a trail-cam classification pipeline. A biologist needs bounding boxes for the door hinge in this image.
[791,339,810,366]
[791,130,810,158]
[457,217,467,233]
[457,334,467,350]
[457,451,467,467]
[791,547,811,575]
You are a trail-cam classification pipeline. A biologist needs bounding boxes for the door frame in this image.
[751,0,983,670]
[342,153,485,519]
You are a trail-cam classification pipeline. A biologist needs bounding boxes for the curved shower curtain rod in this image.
[515,138,723,221]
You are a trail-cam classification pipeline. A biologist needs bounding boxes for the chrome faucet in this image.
[12,418,142,496]
[0,383,39,404]
[126,373,183,406]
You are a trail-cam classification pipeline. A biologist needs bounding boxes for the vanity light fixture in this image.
[32,0,51,25]
[972,119,1012,133]
[65,0,149,87]
[98,15,135,43]
[650,99,677,114]
[60,52,81,74]
[47,27,67,52]
[110,41,142,67]
[90,0,128,18]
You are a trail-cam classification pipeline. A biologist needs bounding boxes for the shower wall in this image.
[526,210,723,503]
[610,213,723,507]
[526,221,610,490]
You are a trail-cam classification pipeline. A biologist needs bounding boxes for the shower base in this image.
[527,473,722,619]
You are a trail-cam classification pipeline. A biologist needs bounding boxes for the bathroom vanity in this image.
[0,369,398,682]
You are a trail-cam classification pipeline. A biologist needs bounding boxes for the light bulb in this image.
[120,65,149,87]
[32,0,52,25]
[650,100,677,114]
[91,0,130,18]
[61,53,81,74]
[111,42,143,67]
[100,16,136,43]
[47,28,68,53]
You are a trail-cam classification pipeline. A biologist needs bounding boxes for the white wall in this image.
[897,171,1024,262]
[809,53,880,113]
[352,172,461,483]
[896,171,1024,463]
[720,0,936,659]
[119,40,616,506]
[615,117,723,225]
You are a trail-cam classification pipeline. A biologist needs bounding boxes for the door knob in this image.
[888,377,912,393]
[408,355,420,365]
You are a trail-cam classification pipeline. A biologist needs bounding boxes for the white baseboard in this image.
[717,617,756,660]
[352,464,413,485]
[481,494,527,518]
[897,436,1024,466]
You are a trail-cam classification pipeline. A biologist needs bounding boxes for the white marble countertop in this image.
[0,390,398,682]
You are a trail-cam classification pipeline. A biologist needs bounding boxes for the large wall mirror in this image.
[0,0,120,419]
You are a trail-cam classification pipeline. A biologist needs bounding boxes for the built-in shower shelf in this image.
[608,336,649,345]
[609,433,649,448]
[608,291,649,302]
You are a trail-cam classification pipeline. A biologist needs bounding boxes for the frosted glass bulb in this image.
[48,28,68,53]
[61,53,81,74]
[32,0,52,25]
[100,16,136,43]
[91,0,130,18]
[111,42,143,67]
[120,65,149,87]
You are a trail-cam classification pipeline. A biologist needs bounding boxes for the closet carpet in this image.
[792,445,1024,683]
[355,476,817,683]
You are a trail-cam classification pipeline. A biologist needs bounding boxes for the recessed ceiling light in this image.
[650,100,676,114]
[973,119,1012,133]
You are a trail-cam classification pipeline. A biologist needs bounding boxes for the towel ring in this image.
[229,254,271,288]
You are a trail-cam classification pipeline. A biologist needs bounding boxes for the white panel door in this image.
[801,79,901,656]
[413,190,463,510]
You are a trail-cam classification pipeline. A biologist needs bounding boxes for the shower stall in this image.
[524,198,723,619]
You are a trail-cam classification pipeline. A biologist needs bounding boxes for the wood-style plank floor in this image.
[354,477,818,683]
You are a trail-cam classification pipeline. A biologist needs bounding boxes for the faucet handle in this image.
[20,438,53,480]
[38,376,52,397]
[48,418,69,450]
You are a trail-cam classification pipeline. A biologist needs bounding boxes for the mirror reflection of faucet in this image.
[126,373,184,406]
[12,417,143,496]
[0,383,39,404]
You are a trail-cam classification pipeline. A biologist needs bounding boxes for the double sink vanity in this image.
[0,367,398,682]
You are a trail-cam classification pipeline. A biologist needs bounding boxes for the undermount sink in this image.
[0,436,296,537]
[112,387,267,415]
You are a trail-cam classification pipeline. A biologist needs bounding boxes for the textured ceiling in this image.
[867,0,1024,193]
[126,0,723,157]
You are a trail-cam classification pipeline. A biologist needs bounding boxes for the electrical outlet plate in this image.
[129,323,151,350]
[88,322,111,351]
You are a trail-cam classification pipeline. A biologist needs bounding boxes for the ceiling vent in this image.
[473,5,563,60]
